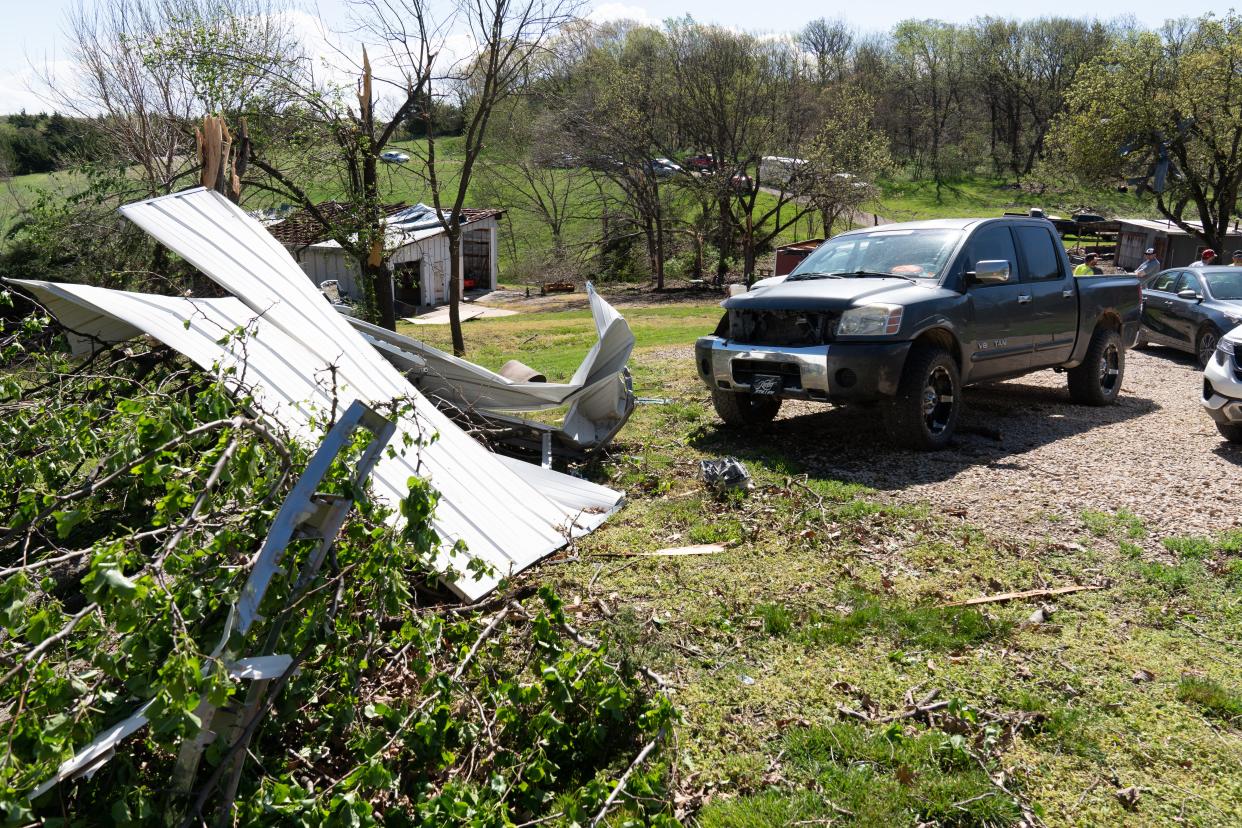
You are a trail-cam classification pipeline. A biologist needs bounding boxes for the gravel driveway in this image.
[776,346,1242,550]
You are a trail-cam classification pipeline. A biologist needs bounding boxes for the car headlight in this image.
[837,304,904,337]
[1217,337,1236,366]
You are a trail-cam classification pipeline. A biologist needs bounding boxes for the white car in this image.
[1202,324,1242,442]
[380,150,410,163]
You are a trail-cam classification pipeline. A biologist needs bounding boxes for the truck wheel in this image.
[1067,327,1123,405]
[711,387,781,427]
[883,345,961,450]
[1196,325,1222,368]
[1217,422,1242,443]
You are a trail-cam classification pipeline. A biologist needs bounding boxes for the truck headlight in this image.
[838,304,904,337]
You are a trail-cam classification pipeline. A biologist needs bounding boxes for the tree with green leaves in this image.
[1049,13,1242,251]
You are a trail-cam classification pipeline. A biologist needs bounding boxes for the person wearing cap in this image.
[1073,252,1101,276]
[1135,247,1161,278]
[1189,249,1216,267]
[1230,250,1242,266]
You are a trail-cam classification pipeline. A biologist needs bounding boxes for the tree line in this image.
[0,112,99,177]
[2,1,1240,351]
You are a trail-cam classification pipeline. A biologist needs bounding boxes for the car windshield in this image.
[789,228,964,280]
[1204,270,1242,300]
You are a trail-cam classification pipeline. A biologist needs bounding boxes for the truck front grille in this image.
[728,310,837,346]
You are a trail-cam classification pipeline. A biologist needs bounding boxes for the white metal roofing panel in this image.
[16,188,625,601]
[15,278,622,599]
[345,283,634,414]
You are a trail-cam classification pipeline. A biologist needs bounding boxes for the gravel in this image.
[772,346,1242,550]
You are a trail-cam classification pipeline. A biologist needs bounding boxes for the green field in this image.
[407,300,1242,827]
[871,173,1163,223]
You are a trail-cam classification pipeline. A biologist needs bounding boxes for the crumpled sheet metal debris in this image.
[346,283,635,450]
[699,457,753,493]
[12,188,624,601]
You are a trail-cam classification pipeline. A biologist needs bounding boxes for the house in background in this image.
[265,202,504,311]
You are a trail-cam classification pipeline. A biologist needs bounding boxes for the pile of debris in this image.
[10,187,636,603]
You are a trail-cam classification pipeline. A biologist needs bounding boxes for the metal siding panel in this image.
[100,189,621,600]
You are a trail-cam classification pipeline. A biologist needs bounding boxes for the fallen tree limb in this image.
[940,584,1104,607]
[589,726,666,828]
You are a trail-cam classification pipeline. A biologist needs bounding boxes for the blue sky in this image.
[0,0,1230,114]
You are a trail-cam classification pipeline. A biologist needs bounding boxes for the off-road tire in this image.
[1217,422,1242,443]
[883,345,961,450]
[1196,325,1222,369]
[1068,327,1124,406]
[711,387,781,427]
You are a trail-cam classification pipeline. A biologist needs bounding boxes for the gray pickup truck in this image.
[695,217,1143,449]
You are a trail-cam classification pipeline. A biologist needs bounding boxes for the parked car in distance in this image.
[730,172,754,194]
[684,153,718,172]
[1202,324,1242,442]
[695,217,1142,449]
[648,157,682,177]
[1137,267,1242,366]
[380,150,410,163]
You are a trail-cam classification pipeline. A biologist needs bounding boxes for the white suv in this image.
[1202,325,1242,442]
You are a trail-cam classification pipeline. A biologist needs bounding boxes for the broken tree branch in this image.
[588,726,666,828]
[940,584,1104,607]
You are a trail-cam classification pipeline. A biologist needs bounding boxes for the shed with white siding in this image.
[264,202,503,310]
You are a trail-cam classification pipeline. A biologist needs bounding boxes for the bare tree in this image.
[50,0,302,201]
[799,18,853,85]
[352,0,578,355]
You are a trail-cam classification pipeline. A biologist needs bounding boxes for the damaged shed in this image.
[266,201,503,309]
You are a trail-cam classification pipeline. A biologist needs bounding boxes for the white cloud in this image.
[0,60,79,116]
[588,3,657,27]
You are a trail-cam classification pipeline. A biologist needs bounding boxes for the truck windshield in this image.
[790,228,963,281]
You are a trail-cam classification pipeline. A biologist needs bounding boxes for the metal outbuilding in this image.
[265,202,503,309]
[1105,218,1242,271]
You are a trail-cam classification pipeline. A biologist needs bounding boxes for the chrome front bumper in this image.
[694,336,910,402]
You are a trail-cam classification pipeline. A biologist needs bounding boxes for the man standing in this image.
[1230,250,1242,266]
[1190,249,1217,267]
[1074,253,1101,276]
[1135,247,1161,278]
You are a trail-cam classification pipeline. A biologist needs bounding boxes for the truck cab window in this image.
[1015,226,1063,281]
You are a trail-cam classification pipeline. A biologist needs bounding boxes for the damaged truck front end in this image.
[695,306,911,415]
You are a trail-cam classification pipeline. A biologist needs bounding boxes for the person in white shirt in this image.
[1134,247,1161,278]
[1189,249,1217,267]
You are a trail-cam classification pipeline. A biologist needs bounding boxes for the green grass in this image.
[1177,676,1242,724]
[397,302,724,381]
[871,173,1162,223]
[698,722,1023,827]
[757,591,1011,652]
[1081,508,1147,540]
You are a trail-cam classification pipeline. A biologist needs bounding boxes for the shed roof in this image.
[267,201,504,247]
[1112,217,1242,238]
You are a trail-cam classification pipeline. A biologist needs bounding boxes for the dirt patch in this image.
[728,347,1240,550]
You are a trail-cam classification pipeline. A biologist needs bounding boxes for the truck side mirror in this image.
[968,260,1011,284]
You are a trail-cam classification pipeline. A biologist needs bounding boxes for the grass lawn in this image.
[872,174,1162,224]
[413,299,1242,827]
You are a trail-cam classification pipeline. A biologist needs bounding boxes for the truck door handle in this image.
[1017,294,1032,304]
[1061,289,1074,298]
